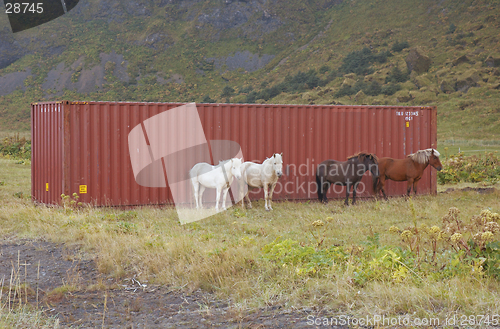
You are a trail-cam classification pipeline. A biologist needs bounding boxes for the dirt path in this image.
[0,239,345,328]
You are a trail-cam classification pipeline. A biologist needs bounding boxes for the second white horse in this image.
[240,153,283,211]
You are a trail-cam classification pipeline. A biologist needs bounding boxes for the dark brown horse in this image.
[316,153,379,206]
[374,148,442,200]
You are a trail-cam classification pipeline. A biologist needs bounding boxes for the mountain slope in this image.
[0,0,499,141]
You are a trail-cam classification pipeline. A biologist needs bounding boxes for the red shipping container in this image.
[31,101,437,207]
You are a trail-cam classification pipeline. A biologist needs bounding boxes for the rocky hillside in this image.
[0,0,499,141]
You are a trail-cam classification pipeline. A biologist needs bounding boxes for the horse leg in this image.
[221,187,229,211]
[264,183,270,211]
[322,182,330,204]
[379,176,388,201]
[192,180,200,209]
[345,183,351,206]
[215,186,222,211]
[198,185,206,209]
[245,192,252,209]
[268,183,277,211]
[413,179,420,196]
[352,181,360,205]
[240,184,246,209]
[406,179,414,197]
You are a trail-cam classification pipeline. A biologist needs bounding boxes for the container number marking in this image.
[396,110,419,121]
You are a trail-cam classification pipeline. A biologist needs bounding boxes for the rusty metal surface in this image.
[31,102,64,204]
[31,102,437,206]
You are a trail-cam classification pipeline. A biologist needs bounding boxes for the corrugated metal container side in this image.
[31,101,437,206]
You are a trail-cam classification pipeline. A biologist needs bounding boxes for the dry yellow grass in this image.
[1,157,500,323]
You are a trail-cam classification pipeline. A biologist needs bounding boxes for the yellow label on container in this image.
[79,185,87,194]
[406,122,410,128]
[46,183,49,191]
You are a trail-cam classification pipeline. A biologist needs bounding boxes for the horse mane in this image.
[217,159,232,167]
[347,152,378,163]
[408,148,440,164]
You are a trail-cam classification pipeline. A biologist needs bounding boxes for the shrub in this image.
[202,95,215,103]
[334,84,355,98]
[340,47,390,76]
[373,50,390,63]
[386,66,410,83]
[437,152,500,184]
[319,65,330,74]
[391,40,410,52]
[245,91,259,103]
[340,47,376,76]
[240,85,253,94]
[364,81,382,96]
[446,23,456,34]
[0,135,31,159]
[221,86,235,98]
[245,69,332,103]
[381,83,401,96]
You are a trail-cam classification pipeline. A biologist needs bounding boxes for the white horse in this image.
[189,158,242,211]
[240,153,283,211]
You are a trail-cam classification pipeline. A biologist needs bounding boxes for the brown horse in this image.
[374,148,442,200]
[316,152,379,206]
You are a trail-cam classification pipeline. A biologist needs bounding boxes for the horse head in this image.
[350,153,379,176]
[429,149,442,171]
[364,153,379,177]
[230,158,242,179]
[273,153,283,178]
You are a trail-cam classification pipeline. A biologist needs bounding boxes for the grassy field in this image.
[437,140,500,158]
[1,155,500,325]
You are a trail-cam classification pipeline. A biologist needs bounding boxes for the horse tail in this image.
[373,175,379,194]
[316,173,323,202]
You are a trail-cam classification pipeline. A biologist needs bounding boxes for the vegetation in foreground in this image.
[438,151,500,184]
[1,154,500,324]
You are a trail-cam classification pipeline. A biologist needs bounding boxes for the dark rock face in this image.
[452,55,470,66]
[485,56,500,67]
[123,0,152,16]
[41,51,129,95]
[405,48,431,74]
[196,0,282,39]
[0,29,27,70]
[440,80,455,94]
[0,69,31,96]
[455,73,481,93]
